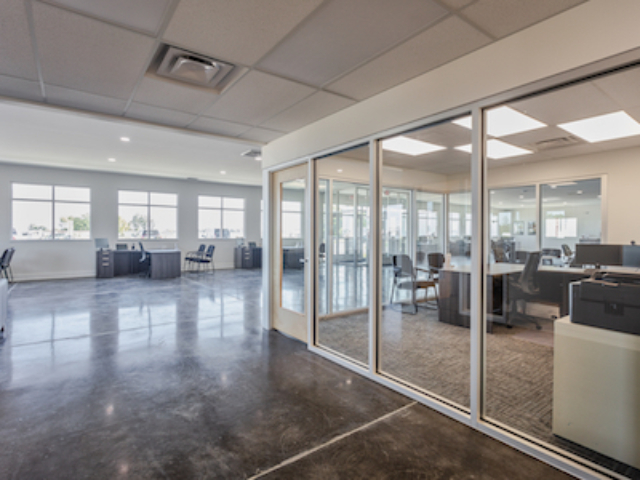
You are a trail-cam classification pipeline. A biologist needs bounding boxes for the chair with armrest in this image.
[194,245,215,272]
[561,244,574,266]
[507,251,542,329]
[139,242,150,277]
[390,254,438,314]
[184,244,205,271]
[0,248,15,283]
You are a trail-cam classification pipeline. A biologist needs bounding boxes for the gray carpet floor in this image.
[318,308,640,479]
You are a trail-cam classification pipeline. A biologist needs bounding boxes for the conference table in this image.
[437,261,587,331]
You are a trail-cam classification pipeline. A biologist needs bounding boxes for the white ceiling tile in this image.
[41,0,171,35]
[204,70,315,125]
[133,76,218,114]
[509,82,618,126]
[32,2,156,99]
[0,75,43,102]
[261,91,355,132]
[593,67,640,110]
[460,0,587,39]
[45,84,127,115]
[163,0,324,66]
[126,102,197,128]
[258,0,449,86]
[238,127,284,143]
[189,116,252,137]
[328,16,491,101]
[0,0,39,80]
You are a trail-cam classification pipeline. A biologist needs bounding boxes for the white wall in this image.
[0,162,262,281]
[263,0,640,168]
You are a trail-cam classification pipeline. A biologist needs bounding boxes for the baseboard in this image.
[13,270,96,282]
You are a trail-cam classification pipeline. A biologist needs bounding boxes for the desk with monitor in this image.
[96,248,180,279]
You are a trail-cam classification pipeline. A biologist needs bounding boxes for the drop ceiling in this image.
[0,0,588,151]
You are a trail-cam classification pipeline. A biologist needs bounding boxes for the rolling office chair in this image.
[506,251,542,329]
[427,252,444,280]
[390,254,438,314]
[139,242,150,277]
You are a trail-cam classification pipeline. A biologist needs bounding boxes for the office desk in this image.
[146,249,181,279]
[96,249,179,279]
[438,263,587,329]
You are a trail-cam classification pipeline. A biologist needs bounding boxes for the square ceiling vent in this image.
[153,46,245,93]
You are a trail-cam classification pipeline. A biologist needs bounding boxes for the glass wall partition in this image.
[379,118,473,409]
[483,65,640,478]
[315,144,370,366]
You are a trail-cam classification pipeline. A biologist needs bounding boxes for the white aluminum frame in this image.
[261,53,640,480]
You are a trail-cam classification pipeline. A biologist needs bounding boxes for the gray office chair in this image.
[507,251,542,329]
[390,254,438,314]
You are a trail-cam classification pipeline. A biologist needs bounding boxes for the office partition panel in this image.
[483,65,640,478]
[378,118,473,409]
[315,145,371,367]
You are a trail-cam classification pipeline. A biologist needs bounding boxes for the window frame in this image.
[197,195,246,239]
[11,182,92,241]
[117,190,178,240]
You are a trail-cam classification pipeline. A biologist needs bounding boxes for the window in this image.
[118,191,177,239]
[12,183,91,240]
[198,196,245,239]
[449,212,461,238]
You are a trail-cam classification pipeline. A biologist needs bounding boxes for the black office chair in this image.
[139,242,150,277]
[492,239,510,263]
[0,248,15,283]
[194,245,215,272]
[507,251,542,329]
[184,244,205,271]
[390,254,438,314]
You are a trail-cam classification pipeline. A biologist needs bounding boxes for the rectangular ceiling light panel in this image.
[558,111,640,142]
[382,136,445,156]
[455,140,532,159]
[453,107,546,137]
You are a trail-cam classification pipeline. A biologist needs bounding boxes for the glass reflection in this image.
[380,117,472,409]
[316,145,370,365]
[280,178,306,313]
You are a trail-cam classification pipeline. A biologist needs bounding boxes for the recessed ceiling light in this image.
[486,139,533,159]
[382,136,445,156]
[486,106,546,137]
[454,107,546,137]
[337,169,343,173]
[455,140,532,159]
[577,190,583,195]
[255,156,262,161]
[220,170,226,175]
[108,158,116,162]
[120,137,130,142]
[558,111,640,142]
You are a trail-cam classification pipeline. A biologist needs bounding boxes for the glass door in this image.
[272,163,307,342]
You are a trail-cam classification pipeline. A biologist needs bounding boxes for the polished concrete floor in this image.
[0,270,575,479]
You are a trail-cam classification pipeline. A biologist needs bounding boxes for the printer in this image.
[570,271,640,335]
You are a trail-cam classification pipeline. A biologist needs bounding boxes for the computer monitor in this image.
[574,244,623,267]
[94,238,109,250]
[623,245,640,267]
[116,243,128,251]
